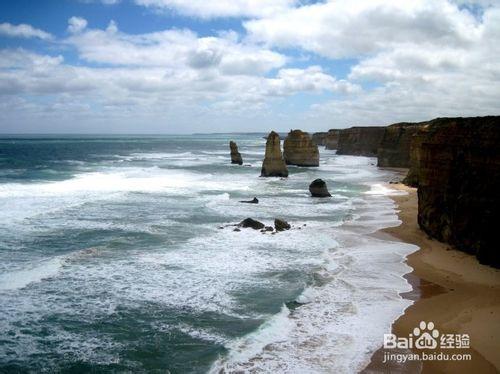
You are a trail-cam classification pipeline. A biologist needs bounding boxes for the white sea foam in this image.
[0,257,64,291]
[210,182,418,373]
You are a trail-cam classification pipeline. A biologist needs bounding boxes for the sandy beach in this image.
[363,183,500,374]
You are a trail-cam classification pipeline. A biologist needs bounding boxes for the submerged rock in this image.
[239,197,259,204]
[274,218,291,231]
[309,179,331,197]
[283,130,319,167]
[229,141,243,165]
[238,218,265,230]
[261,131,288,177]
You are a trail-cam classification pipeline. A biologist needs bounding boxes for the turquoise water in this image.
[0,135,416,373]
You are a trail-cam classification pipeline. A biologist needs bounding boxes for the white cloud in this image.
[1,0,499,133]
[245,0,481,58]
[64,19,287,75]
[0,22,53,40]
[134,0,297,19]
[67,17,88,33]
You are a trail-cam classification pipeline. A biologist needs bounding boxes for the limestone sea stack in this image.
[261,131,288,177]
[412,116,500,267]
[309,179,331,197]
[229,141,243,165]
[283,130,319,167]
[337,126,385,156]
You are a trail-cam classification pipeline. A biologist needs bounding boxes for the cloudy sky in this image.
[0,0,499,133]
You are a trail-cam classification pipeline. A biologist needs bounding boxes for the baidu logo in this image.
[383,321,469,350]
[413,321,439,349]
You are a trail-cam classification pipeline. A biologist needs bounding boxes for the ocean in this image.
[0,135,417,373]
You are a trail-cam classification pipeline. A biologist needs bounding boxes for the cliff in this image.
[377,122,426,167]
[414,116,500,267]
[325,129,341,150]
[336,126,385,156]
[312,132,327,146]
[283,130,319,167]
[312,129,340,149]
[261,131,289,177]
[229,141,243,165]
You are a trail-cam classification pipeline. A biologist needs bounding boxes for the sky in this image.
[0,0,499,134]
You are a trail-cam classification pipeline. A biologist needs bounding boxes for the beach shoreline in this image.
[363,183,500,374]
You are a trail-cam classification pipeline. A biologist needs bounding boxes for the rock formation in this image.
[337,126,386,156]
[312,132,328,146]
[229,141,243,165]
[283,130,319,167]
[238,218,265,230]
[239,197,259,204]
[413,116,500,267]
[274,218,291,231]
[324,129,341,150]
[377,123,425,168]
[309,179,331,197]
[261,131,289,177]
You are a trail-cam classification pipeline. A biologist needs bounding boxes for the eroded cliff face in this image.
[377,123,426,167]
[261,131,289,177]
[283,130,319,167]
[337,127,385,156]
[312,132,328,146]
[324,129,341,150]
[415,116,500,267]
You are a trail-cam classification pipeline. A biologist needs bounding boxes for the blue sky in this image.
[0,0,498,133]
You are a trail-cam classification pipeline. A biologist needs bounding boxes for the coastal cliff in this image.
[312,132,327,146]
[414,116,500,267]
[283,130,319,167]
[312,129,340,149]
[324,129,340,150]
[337,126,385,156]
[377,123,425,167]
[261,131,289,177]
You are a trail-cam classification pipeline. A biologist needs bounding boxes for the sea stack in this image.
[309,179,331,197]
[261,131,289,177]
[229,141,243,165]
[283,130,319,167]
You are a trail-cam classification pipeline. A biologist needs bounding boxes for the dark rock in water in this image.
[261,131,288,177]
[239,197,259,204]
[239,218,265,230]
[233,228,241,232]
[409,116,500,268]
[229,141,243,165]
[309,179,331,197]
[264,226,274,232]
[337,126,385,156]
[274,218,291,231]
[283,129,319,167]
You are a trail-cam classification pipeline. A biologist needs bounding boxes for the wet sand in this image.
[362,183,500,374]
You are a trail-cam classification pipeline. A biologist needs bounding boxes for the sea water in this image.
[0,135,417,373]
